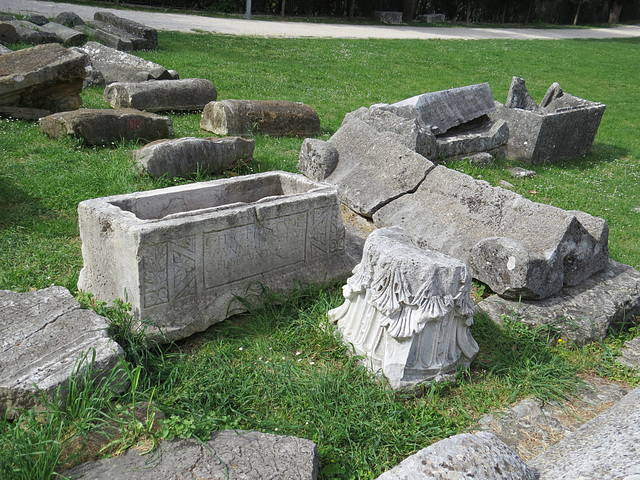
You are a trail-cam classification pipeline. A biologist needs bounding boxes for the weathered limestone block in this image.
[0,43,85,113]
[0,286,124,419]
[94,11,158,50]
[329,227,479,389]
[0,22,18,44]
[373,11,404,23]
[55,12,85,28]
[77,42,175,84]
[0,42,11,55]
[8,19,58,44]
[505,76,539,111]
[297,138,340,182]
[40,108,174,146]
[373,166,609,300]
[40,21,87,47]
[104,78,217,111]
[387,83,496,135]
[529,386,640,479]
[299,119,434,218]
[435,116,509,159]
[24,14,49,26]
[201,99,321,137]
[132,136,254,179]
[491,77,606,164]
[617,336,640,371]
[375,431,539,480]
[63,430,319,479]
[416,13,446,22]
[92,19,147,52]
[77,171,357,343]
[478,259,640,345]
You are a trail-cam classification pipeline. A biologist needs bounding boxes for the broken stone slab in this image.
[617,336,640,371]
[505,76,539,111]
[40,21,87,47]
[491,78,606,164]
[0,22,18,44]
[0,43,85,113]
[0,42,11,55]
[435,115,509,159]
[104,78,217,111]
[387,83,496,135]
[55,11,85,28]
[92,19,147,52]
[7,19,58,44]
[77,41,175,84]
[375,431,539,480]
[373,11,403,23]
[329,227,479,389]
[40,108,174,146]
[201,99,321,137]
[297,138,340,182]
[0,286,124,419]
[479,376,630,461]
[131,136,254,179]
[298,118,434,218]
[467,151,494,166]
[94,11,158,50]
[478,259,640,345]
[373,165,609,300]
[63,430,318,479]
[24,14,49,26]
[77,171,357,343]
[529,385,640,479]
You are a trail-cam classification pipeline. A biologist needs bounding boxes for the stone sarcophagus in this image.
[329,227,479,389]
[78,171,354,343]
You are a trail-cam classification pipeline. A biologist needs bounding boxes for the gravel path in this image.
[4,0,640,40]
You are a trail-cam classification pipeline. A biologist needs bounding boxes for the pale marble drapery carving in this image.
[329,226,479,389]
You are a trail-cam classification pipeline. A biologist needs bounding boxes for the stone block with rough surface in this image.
[375,431,539,480]
[94,11,158,50]
[132,136,254,179]
[373,166,609,300]
[62,430,319,479]
[7,19,58,44]
[40,21,87,47]
[0,286,124,419]
[77,171,357,343]
[373,11,403,23]
[478,259,640,345]
[329,227,478,389]
[40,108,173,146]
[201,99,321,137]
[104,78,217,111]
[617,336,640,371]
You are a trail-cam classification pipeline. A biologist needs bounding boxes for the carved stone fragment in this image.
[329,227,479,389]
[40,21,87,47]
[104,78,217,111]
[94,11,158,50]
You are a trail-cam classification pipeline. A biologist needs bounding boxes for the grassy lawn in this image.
[1,32,640,479]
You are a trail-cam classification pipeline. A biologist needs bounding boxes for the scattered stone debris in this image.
[62,430,319,480]
[104,78,217,111]
[509,166,536,177]
[201,99,321,137]
[0,43,85,118]
[131,136,254,179]
[40,108,174,146]
[0,286,124,419]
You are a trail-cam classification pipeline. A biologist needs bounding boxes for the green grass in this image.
[2,32,640,479]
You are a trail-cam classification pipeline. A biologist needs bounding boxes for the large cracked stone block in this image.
[478,259,640,345]
[329,227,479,389]
[78,171,357,343]
[373,165,609,300]
[435,116,509,158]
[0,43,85,113]
[0,286,124,419]
[40,21,87,47]
[40,108,174,146]
[131,136,254,179]
[104,78,217,111]
[201,99,321,137]
[94,11,158,50]
[63,430,318,479]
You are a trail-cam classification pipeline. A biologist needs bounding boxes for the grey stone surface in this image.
[40,108,174,146]
[373,165,609,300]
[94,10,158,50]
[478,259,640,345]
[417,13,446,22]
[305,118,434,218]
[77,171,357,343]
[77,41,174,84]
[62,430,319,479]
[505,76,539,111]
[435,116,508,159]
[375,431,539,480]
[40,21,87,47]
[92,19,145,51]
[104,78,217,111]
[132,136,254,179]
[529,386,640,479]
[330,227,478,389]
[0,41,11,55]
[389,83,496,135]
[0,286,124,419]
[55,11,85,27]
[0,21,18,44]
[297,138,340,182]
[201,99,321,137]
[8,19,58,44]
[467,151,494,166]
[0,43,85,113]
[373,11,403,23]
[617,336,640,371]
[479,376,630,461]
[509,167,536,177]
[24,13,48,26]
[540,81,563,110]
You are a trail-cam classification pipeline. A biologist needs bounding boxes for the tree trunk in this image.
[525,0,535,24]
[465,0,471,24]
[281,0,286,16]
[403,0,417,23]
[573,1,582,25]
[501,2,508,23]
[349,0,356,19]
[609,0,624,23]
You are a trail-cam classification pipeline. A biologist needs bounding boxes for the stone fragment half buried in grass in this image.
[329,226,479,389]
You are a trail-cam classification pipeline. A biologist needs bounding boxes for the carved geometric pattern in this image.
[309,206,344,258]
[170,235,197,301]
[142,243,169,308]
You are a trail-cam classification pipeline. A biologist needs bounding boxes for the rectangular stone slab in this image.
[77,171,356,343]
[104,78,217,111]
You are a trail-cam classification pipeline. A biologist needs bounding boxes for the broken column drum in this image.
[78,172,350,343]
[329,227,479,389]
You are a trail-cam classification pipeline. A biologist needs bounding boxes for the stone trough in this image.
[77,171,356,343]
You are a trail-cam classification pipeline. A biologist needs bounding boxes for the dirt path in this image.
[4,0,640,40]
